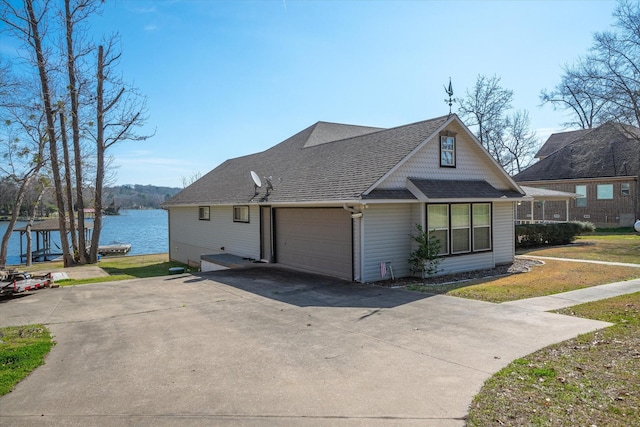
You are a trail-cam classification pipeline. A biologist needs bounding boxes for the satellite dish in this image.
[250,171,262,187]
[264,176,274,192]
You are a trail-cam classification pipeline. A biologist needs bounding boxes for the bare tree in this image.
[1,0,75,266]
[457,74,539,174]
[501,110,538,175]
[182,171,202,188]
[541,0,640,128]
[539,67,608,129]
[89,41,150,263]
[0,105,49,268]
[2,0,151,265]
[457,74,513,151]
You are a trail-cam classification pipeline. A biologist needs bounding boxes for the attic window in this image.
[199,206,210,221]
[440,133,456,167]
[233,205,250,223]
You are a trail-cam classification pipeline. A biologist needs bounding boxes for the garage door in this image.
[275,208,352,280]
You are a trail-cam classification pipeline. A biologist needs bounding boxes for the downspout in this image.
[343,204,363,282]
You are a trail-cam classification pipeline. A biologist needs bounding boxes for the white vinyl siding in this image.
[377,122,513,191]
[168,205,260,265]
[438,252,495,275]
[361,203,413,283]
[493,202,515,265]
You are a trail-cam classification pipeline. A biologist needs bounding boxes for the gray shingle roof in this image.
[514,122,640,182]
[408,179,523,200]
[163,116,452,206]
[535,128,591,159]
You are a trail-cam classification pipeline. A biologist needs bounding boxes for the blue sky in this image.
[7,0,619,187]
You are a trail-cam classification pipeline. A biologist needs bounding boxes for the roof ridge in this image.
[303,115,451,148]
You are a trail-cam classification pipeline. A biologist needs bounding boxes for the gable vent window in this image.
[233,205,250,223]
[440,135,456,167]
[198,206,210,221]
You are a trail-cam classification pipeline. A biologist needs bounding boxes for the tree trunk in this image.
[89,45,105,264]
[65,0,87,264]
[24,0,73,267]
[59,112,78,261]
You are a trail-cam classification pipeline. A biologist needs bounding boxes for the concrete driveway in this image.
[0,267,610,426]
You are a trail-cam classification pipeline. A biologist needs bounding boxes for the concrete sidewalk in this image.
[502,278,640,311]
[518,254,640,269]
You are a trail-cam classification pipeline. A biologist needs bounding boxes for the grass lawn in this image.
[406,259,639,303]
[466,292,640,426]
[518,233,640,265]
[0,325,54,396]
[18,254,189,286]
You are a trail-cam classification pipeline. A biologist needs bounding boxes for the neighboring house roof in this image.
[535,128,591,159]
[514,122,640,182]
[518,186,579,200]
[164,114,523,207]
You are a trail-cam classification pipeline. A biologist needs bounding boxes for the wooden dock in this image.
[98,244,132,256]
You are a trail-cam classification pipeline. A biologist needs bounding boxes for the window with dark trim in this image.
[198,206,210,220]
[426,203,491,255]
[575,185,587,207]
[621,183,630,196]
[439,132,456,167]
[233,205,250,223]
[597,184,613,200]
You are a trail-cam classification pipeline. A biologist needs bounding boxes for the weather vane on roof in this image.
[444,77,454,115]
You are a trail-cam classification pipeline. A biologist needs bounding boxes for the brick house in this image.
[514,122,639,228]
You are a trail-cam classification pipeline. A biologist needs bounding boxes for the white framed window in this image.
[575,185,587,207]
[198,206,210,221]
[440,135,456,167]
[597,184,613,200]
[233,205,250,223]
[427,204,449,255]
[472,203,491,251]
[451,204,471,254]
[621,183,630,196]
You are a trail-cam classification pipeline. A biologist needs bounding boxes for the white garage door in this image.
[275,208,352,280]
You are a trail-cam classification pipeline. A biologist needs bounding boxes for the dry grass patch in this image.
[445,259,639,303]
[519,234,640,264]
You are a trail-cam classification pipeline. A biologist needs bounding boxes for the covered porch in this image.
[516,186,579,224]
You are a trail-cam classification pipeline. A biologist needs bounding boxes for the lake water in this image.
[0,209,168,266]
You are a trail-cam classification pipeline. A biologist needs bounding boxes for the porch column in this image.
[530,200,534,223]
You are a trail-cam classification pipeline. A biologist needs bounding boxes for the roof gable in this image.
[371,116,523,195]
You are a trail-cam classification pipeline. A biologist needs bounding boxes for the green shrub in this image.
[408,224,441,278]
[516,221,595,249]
